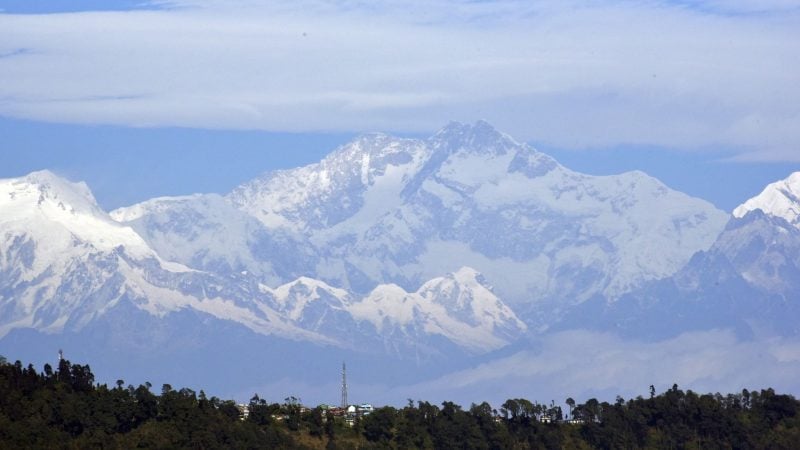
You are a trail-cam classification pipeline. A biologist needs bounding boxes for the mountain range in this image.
[1,121,797,403]
[567,172,800,340]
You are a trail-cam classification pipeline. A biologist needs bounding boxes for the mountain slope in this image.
[109,193,310,285]
[0,170,164,335]
[230,121,729,308]
[0,171,525,358]
[116,122,727,324]
[567,176,800,339]
[0,172,338,344]
[349,267,526,354]
[3,138,797,406]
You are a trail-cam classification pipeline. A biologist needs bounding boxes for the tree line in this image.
[1,355,798,449]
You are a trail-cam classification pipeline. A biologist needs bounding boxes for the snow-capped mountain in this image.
[228,132,430,233]
[3,128,798,404]
[733,172,800,229]
[116,121,728,327]
[262,268,527,356]
[108,193,304,285]
[350,267,526,354]
[0,170,163,335]
[569,177,800,339]
[244,120,727,309]
[0,171,334,343]
[1,170,156,262]
[0,170,525,359]
[714,173,800,295]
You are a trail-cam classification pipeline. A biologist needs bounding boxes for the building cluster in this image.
[234,402,374,426]
[321,403,374,426]
[232,363,584,427]
[234,363,372,426]
[538,415,585,425]
[236,404,249,420]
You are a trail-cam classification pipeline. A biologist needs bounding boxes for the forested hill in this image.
[1,356,798,449]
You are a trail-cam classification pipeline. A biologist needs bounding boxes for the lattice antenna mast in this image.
[341,362,348,409]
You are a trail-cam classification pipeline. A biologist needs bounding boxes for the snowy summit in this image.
[733,172,800,228]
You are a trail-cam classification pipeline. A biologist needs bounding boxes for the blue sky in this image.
[1,0,798,211]
[0,117,353,210]
[1,116,793,212]
[0,1,158,14]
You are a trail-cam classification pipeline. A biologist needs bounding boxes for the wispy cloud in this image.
[0,48,32,59]
[0,0,798,160]
[384,330,800,406]
[238,329,800,407]
[674,0,800,14]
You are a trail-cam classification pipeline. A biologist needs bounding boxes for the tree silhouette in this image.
[566,397,575,419]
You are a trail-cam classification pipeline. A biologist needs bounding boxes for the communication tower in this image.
[341,362,348,409]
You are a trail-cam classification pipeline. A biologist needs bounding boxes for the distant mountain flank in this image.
[734,171,800,228]
[5,122,796,399]
[115,121,727,318]
[0,169,531,359]
[565,171,800,340]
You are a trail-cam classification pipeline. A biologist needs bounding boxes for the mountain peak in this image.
[449,266,487,286]
[27,170,96,201]
[25,169,60,182]
[430,120,519,154]
[733,172,800,228]
[1,170,100,217]
[0,170,155,260]
[434,119,501,137]
[437,119,498,135]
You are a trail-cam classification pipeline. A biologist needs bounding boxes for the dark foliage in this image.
[0,356,297,449]
[1,355,798,449]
